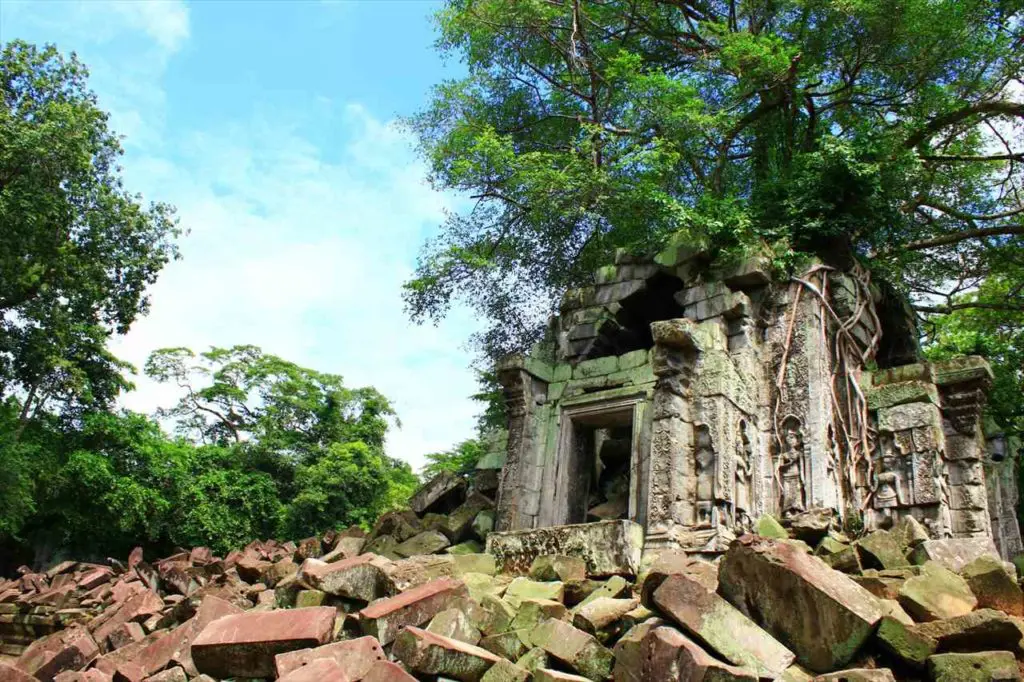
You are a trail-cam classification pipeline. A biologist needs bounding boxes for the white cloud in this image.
[108,1,190,52]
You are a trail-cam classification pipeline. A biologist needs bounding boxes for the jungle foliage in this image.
[406,0,1024,436]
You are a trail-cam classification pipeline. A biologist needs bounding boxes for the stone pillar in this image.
[644,319,699,551]
[985,433,1024,559]
[935,358,994,538]
[494,356,550,532]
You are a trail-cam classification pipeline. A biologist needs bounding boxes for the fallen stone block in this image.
[718,535,883,673]
[641,626,756,682]
[15,626,99,680]
[574,575,629,610]
[427,607,482,645]
[898,561,977,621]
[453,553,498,577]
[410,471,467,515]
[478,594,517,635]
[610,620,664,682]
[572,597,638,636]
[479,658,530,682]
[301,553,391,601]
[503,577,564,608]
[112,662,146,682]
[533,670,592,682]
[511,598,569,637]
[275,658,350,682]
[359,576,469,645]
[384,554,457,592]
[530,555,587,583]
[811,669,896,681]
[927,651,1021,682]
[274,636,386,679]
[395,530,451,557]
[961,554,1024,616]
[393,626,502,682]
[788,508,834,545]
[530,617,614,681]
[141,667,187,682]
[486,520,644,577]
[856,530,911,570]
[652,573,794,678]
[756,514,789,539]
[816,536,860,573]
[361,660,418,682]
[92,591,165,649]
[911,538,1000,573]
[875,615,937,667]
[638,549,718,604]
[914,609,1024,654]
[190,606,336,678]
[0,662,36,682]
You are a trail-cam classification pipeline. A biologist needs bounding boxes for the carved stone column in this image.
[494,356,550,532]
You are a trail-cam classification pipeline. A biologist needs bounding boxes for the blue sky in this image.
[0,1,483,469]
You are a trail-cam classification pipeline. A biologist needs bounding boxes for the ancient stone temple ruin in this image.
[489,245,1023,561]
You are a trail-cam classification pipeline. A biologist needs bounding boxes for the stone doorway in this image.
[549,397,647,527]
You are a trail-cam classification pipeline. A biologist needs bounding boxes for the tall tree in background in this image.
[0,41,179,426]
[406,0,1023,432]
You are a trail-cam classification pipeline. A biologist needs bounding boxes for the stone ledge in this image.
[486,521,644,578]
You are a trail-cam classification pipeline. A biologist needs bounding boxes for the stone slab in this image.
[486,521,643,577]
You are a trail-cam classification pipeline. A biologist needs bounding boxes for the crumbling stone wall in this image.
[495,245,1022,559]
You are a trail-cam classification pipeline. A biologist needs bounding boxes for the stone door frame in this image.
[546,393,648,527]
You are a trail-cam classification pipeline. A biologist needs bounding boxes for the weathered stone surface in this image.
[427,607,482,645]
[453,553,498,577]
[789,508,834,544]
[610,620,663,682]
[911,538,1000,573]
[638,549,717,604]
[529,555,587,583]
[875,615,937,667]
[359,577,469,645]
[0,663,36,682]
[572,597,638,636]
[190,606,336,678]
[652,573,794,678]
[16,626,99,680]
[396,530,452,558]
[393,626,502,682]
[898,561,978,622]
[300,553,392,602]
[502,578,564,609]
[511,599,568,638]
[276,657,349,682]
[479,658,530,682]
[913,609,1024,654]
[574,575,629,609]
[961,554,1024,616]
[384,554,457,592]
[718,536,884,673]
[486,521,643,577]
[811,669,896,681]
[640,626,756,682]
[141,667,187,682]
[274,636,385,679]
[816,536,860,573]
[533,670,592,682]
[480,631,529,661]
[856,530,911,570]
[361,660,418,682]
[410,471,467,515]
[927,651,1022,682]
[530,617,614,681]
[756,514,789,539]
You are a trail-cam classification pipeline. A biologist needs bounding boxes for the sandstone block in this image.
[914,609,1024,654]
[190,606,336,678]
[610,620,663,682]
[361,660,418,682]
[395,530,451,557]
[875,615,937,667]
[756,514,789,539]
[503,577,564,608]
[898,561,977,622]
[653,573,794,678]
[534,670,592,682]
[479,631,529,661]
[302,553,391,601]
[410,471,467,515]
[530,555,587,583]
[530,617,614,681]
[393,626,502,682]
[572,596,638,636]
[16,626,99,680]
[641,626,756,682]
[276,657,349,682]
[718,536,883,673]
[0,662,37,682]
[384,554,457,592]
[961,555,1024,616]
[141,667,187,682]
[811,669,896,681]
[911,538,1000,573]
[856,530,911,570]
[486,520,643,577]
[927,651,1021,682]
[427,607,482,645]
[359,576,468,645]
[274,636,386,679]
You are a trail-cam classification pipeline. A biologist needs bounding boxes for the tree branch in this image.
[904,224,1024,251]
[903,101,1024,150]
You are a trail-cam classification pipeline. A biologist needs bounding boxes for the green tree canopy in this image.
[0,41,180,424]
[405,0,1024,377]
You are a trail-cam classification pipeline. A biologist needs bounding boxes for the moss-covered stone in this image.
[898,561,977,622]
[960,554,1024,616]
[927,651,1021,682]
[756,514,789,539]
[856,530,911,570]
[866,381,939,409]
[573,356,619,379]
[875,616,937,667]
[294,589,326,608]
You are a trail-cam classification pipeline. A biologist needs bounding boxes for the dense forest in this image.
[3,0,1023,568]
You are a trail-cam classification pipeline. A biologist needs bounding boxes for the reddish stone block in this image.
[191,606,336,678]
[275,635,386,678]
[302,553,391,601]
[136,594,244,676]
[78,568,113,591]
[106,622,145,651]
[359,577,469,645]
[16,626,99,680]
[0,662,36,682]
[392,626,502,681]
[361,660,419,682]
[93,590,165,648]
[112,662,146,682]
[277,658,350,682]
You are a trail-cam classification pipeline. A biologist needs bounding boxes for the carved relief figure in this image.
[934,458,954,538]
[871,431,905,528]
[695,424,716,527]
[777,416,806,518]
[734,420,753,529]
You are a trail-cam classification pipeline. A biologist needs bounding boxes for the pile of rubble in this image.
[2,476,1023,682]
